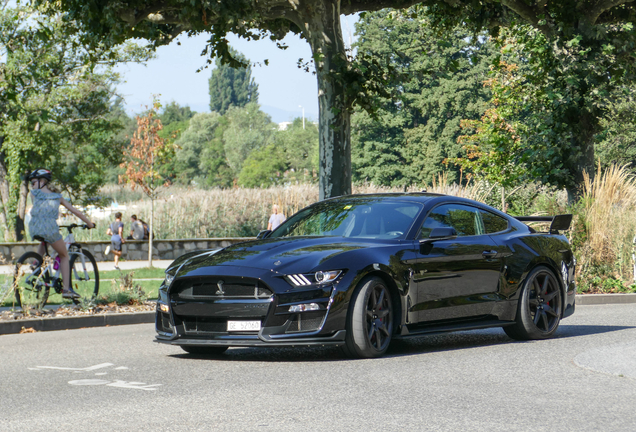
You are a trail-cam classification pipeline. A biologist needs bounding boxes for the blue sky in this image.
[115,16,358,123]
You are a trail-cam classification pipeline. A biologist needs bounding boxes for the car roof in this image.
[322,192,446,203]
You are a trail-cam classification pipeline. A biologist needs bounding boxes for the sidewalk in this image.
[0,259,172,275]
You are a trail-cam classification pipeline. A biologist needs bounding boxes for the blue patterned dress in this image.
[29,189,63,244]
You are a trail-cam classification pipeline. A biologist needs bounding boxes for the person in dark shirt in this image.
[105,212,125,270]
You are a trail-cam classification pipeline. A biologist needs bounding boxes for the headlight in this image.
[164,273,175,286]
[315,270,342,284]
[286,270,343,287]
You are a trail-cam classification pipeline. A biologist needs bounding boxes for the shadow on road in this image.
[167,324,635,362]
[555,324,635,338]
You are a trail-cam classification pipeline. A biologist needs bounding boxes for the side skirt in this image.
[395,319,515,340]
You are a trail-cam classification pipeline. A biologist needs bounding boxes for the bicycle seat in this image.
[33,235,46,243]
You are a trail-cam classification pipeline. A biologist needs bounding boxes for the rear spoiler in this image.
[514,214,573,234]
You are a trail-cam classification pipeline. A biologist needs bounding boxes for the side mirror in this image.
[421,227,457,243]
[257,230,272,240]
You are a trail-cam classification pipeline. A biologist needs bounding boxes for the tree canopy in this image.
[419,0,636,196]
[351,8,494,187]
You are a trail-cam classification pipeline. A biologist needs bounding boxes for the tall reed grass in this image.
[573,163,636,290]
[71,177,486,241]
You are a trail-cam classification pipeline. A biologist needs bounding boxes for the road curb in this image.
[575,293,636,305]
[0,311,154,335]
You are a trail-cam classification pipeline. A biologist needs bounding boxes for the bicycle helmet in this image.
[28,168,52,182]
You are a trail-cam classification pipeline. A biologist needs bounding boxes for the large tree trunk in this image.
[300,0,352,200]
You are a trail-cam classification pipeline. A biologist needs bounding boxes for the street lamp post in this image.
[299,105,305,129]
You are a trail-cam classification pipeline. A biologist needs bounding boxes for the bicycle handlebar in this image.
[59,223,94,231]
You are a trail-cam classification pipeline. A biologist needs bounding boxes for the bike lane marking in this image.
[29,363,162,391]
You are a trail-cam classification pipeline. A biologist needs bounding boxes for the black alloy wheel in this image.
[343,276,394,358]
[505,266,562,340]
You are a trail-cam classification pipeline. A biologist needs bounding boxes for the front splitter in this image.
[155,330,346,347]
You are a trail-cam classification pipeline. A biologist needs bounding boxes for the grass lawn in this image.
[1,267,164,307]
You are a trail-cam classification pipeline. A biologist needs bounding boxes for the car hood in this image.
[173,237,386,276]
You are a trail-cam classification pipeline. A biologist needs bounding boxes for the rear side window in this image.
[479,210,509,233]
[419,204,483,238]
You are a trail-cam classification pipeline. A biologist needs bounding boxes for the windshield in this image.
[269,198,423,239]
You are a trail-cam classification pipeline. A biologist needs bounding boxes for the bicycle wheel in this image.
[69,249,99,299]
[13,252,49,309]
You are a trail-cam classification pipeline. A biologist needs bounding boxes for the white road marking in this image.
[31,362,114,372]
[68,379,161,391]
[30,363,161,391]
[69,379,110,386]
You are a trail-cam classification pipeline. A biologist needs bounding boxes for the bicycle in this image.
[13,224,99,308]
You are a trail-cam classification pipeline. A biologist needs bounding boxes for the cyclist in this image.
[28,168,95,299]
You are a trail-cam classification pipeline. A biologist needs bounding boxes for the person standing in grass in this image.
[267,204,286,231]
[28,168,95,299]
[105,212,125,270]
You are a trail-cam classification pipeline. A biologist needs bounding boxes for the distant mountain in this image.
[260,105,318,123]
[123,100,318,124]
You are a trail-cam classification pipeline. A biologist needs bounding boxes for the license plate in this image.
[227,321,261,332]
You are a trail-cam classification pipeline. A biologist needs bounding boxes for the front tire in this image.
[69,249,99,300]
[342,276,394,358]
[504,266,562,340]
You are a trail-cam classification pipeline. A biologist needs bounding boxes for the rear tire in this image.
[504,266,562,341]
[342,276,394,359]
[180,346,228,356]
[13,252,48,309]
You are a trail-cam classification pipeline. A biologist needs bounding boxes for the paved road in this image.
[1,304,635,432]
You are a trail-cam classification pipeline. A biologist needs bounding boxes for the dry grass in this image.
[72,177,485,241]
[576,163,636,284]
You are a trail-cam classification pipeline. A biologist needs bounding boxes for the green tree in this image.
[0,4,149,239]
[351,9,494,187]
[419,0,636,197]
[160,101,196,125]
[238,144,287,187]
[209,48,259,115]
[173,112,233,187]
[237,117,319,187]
[223,103,276,175]
[38,0,437,200]
[274,118,319,182]
[595,89,636,172]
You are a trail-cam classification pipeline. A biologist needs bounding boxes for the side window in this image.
[419,204,483,238]
[479,210,509,234]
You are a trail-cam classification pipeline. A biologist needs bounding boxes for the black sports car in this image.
[155,193,576,358]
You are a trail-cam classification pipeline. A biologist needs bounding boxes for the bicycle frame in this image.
[28,228,93,292]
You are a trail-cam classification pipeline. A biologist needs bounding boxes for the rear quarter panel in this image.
[494,231,576,317]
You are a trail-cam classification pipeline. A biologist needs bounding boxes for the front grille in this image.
[183,317,261,335]
[174,277,273,300]
[285,311,326,333]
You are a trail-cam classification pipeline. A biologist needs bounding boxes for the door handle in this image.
[482,250,497,258]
